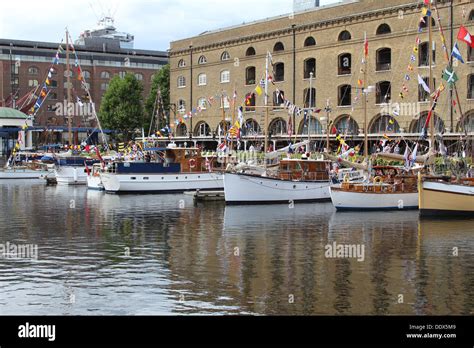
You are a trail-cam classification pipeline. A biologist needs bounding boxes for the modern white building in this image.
[293,0,320,12]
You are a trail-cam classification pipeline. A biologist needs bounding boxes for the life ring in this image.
[343,174,350,184]
[373,176,383,185]
[189,159,197,169]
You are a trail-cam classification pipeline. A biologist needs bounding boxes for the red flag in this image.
[364,33,369,57]
[457,26,474,48]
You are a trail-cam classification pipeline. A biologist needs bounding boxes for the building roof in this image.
[0,107,28,120]
[0,38,168,59]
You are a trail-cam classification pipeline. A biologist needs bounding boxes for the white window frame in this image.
[220,70,230,84]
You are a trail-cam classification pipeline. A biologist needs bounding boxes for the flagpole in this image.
[66,28,73,147]
[326,99,330,153]
[231,85,236,151]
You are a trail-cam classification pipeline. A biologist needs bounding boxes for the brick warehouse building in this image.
[170,0,474,152]
[0,36,168,149]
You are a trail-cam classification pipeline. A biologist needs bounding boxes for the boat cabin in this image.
[108,147,219,174]
[278,159,330,181]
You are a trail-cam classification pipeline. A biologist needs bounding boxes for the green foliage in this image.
[145,65,170,132]
[99,73,144,141]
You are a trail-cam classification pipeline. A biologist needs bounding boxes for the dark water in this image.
[0,181,473,315]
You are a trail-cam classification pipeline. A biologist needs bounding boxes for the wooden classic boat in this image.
[224,159,332,205]
[419,174,474,217]
[100,147,223,193]
[329,166,419,211]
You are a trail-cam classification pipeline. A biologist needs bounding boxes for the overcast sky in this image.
[0,0,338,51]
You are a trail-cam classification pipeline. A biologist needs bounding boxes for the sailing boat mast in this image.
[428,1,435,150]
[264,51,270,156]
[66,29,73,146]
[363,32,369,158]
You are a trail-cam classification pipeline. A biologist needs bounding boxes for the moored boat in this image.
[100,147,224,193]
[329,166,419,211]
[55,154,100,185]
[224,158,332,205]
[86,163,105,191]
[419,174,474,217]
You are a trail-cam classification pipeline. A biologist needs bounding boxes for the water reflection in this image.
[0,183,472,315]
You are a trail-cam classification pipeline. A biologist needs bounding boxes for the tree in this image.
[145,64,170,134]
[99,73,144,141]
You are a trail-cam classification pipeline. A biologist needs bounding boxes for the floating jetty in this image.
[186,190,225,203]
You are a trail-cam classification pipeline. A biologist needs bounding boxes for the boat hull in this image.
[0,168,50,180]
[55,166,88,185]
[419,181,474,217]
[87,175,105,191]
[330,186,419,211]
[100,172,224,193]
[224,173,331,205]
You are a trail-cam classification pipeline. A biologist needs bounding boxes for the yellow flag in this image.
[255,85,263,96]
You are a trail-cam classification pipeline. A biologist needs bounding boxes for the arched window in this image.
[28,66,39,75]
[418,77,435,102]
[216,121,231,135]
[376,24,391,35]
[245,93,256,111]
[82,71,91,80]
[338,53,351,75]
[303,88,316,108]
[246,47,256,56]
[338,30,352,41]
[334,116,359,135]
[244,119,261,135]
[195,122,211,137]
[178,59,186,68]
[100,71,110,79]
[304,36,316,47]
[198,98,207,110]
[175,123,187,137]
[411,112,445,134]
[274,63,284,82]
[376,48,391,71]
[273,90,285,106]
[468,74,474,99]
[419,42,435,66]
[468,46,474,62]
[101,82,109,91]
[178,99,186,114]
[369,115,400,134]
[268,118,287,136]
[177,76,186,88]
[376,81,391,104]
[118,71,127,78]
[246,67,256,85]
[304,58,316,79]
[221,51,231,61]
[134,73,143,81]
[419,16,436,29]
[198,73,207,86]
[338,85,352,106]
[274,42,285,52]
[198,55,207,64]
[299,117,323,135]
[220,70,230,83]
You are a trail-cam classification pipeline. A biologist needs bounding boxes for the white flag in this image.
[417,75,431,94]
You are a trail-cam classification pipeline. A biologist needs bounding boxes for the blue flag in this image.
[451,43,465,63]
